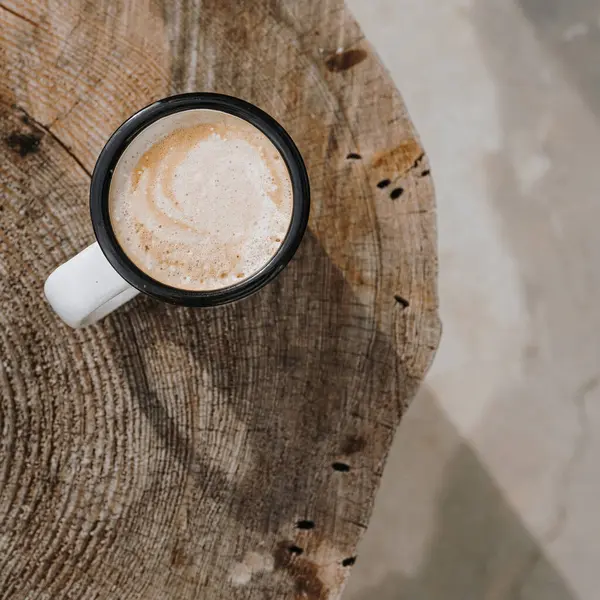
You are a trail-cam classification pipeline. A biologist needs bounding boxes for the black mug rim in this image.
[90,93,310,307]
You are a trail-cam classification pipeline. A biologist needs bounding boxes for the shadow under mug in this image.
[44,93,311,328]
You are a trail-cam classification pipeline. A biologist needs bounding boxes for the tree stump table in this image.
[0,1,441,598]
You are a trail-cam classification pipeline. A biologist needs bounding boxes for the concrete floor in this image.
[344,1,600,599]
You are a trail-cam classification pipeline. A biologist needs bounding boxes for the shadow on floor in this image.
[518,0,600,121]
[345,388,576,600]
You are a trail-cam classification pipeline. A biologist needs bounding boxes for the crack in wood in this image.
[0,3,41,29]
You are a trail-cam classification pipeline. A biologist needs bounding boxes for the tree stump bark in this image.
[0,1,441,598]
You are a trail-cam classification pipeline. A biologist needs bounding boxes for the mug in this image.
[44,93,310,328]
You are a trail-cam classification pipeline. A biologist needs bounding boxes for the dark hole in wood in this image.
[377,179,391,189]
[342,557,357,567]
[412,152,425,169]
[346,153,362,160]
[394,295,409,309]
[325,48,368,72]
[421,169,431,177]
[332,462,350,472]
[390,187,404,200]
[288,545,304,555]
[296,520,315,530]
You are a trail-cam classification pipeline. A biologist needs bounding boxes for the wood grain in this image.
[0,0,441,598]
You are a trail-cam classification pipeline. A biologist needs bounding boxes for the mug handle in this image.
[44,243,139,328]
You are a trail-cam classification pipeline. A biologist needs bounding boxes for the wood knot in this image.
[5,131,42,157]
[372,140,424,176]
[274,541,327,600]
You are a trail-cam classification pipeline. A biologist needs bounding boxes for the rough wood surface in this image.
[0,1,441,598]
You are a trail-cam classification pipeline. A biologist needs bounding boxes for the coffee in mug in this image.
[44,94,310,328]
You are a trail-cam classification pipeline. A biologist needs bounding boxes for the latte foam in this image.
[108,109,293,291]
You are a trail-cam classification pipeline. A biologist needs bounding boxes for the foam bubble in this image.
[108,109,294,291]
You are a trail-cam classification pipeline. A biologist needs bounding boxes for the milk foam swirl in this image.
[109,109,293,291]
